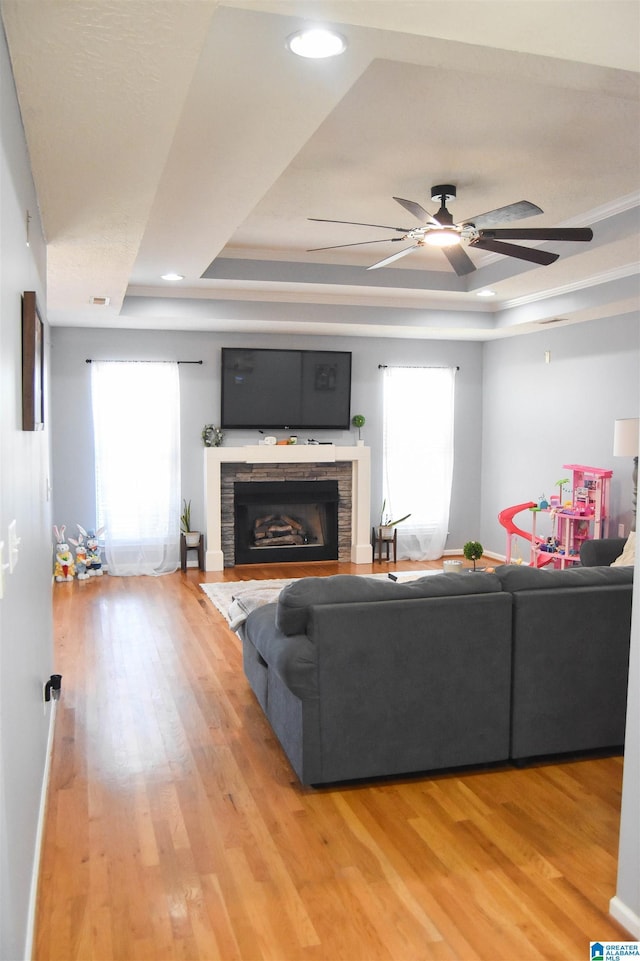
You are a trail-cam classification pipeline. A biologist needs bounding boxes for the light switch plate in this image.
[0,541,5,599]
[8,520,20,573]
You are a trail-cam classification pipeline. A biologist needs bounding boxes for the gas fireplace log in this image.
[254,534,305,547]
[254,529,301,541]
[254,514,276,528]
[281,514,304,532]
[254,521,292,533]
[251,511,314,548]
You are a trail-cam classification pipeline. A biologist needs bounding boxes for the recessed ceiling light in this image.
[161,272,184,281]
[286,27,347,59]
[476,289,496,298]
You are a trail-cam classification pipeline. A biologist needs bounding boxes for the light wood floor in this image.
[36,558,628,961]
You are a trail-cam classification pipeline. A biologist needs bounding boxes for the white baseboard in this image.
[609,895,640,939]
[443,548,507,562]
[483,550,506,562]
[24,699,57,961]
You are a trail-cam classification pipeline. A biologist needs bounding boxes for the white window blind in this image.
[91,361,181,575]
[382,365,456,560]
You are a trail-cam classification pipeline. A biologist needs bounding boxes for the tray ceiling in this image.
[2,0,639,339]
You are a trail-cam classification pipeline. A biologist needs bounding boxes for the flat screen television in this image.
[221,347,352,430]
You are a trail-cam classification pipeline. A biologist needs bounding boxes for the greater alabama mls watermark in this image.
[590,942,640,960]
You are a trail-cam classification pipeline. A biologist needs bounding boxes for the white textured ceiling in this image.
[1,0,639,340]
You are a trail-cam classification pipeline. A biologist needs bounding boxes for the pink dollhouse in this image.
[499,464,612,570]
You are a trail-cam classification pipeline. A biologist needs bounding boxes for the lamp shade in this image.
[613,418,640,457]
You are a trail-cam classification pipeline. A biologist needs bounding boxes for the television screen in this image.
[221,348,352,430]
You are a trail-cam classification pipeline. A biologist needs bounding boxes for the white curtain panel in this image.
[91,361,181,576]
[383,366,456,560]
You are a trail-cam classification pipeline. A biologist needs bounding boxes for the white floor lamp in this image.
[613,417,639,532]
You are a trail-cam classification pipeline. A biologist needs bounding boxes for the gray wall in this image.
[50,327,484,550]
[481,314,640,556]
[0,25,53,961]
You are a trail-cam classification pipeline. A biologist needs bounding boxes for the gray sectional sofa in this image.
[239,563,633,786]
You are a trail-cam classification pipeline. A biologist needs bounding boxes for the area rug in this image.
[200,578,296,630]
[200,570,438,630]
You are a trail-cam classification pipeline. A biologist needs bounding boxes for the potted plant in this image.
[351,413,366,445]
[378,500,412,538]
[463,540,484,571]
[181,499,201,547]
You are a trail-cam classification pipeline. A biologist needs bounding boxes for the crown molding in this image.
[501,263,639,311]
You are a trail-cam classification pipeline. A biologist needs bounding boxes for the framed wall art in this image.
[22,290,44,431]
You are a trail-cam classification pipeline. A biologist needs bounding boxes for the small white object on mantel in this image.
[204,445,371,571]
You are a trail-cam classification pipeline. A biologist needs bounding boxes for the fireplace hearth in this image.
[234,480,339,564]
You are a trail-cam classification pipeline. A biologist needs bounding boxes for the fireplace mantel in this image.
[204,446,372,570]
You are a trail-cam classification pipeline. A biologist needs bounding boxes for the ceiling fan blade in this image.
[308,237,406,252]
[479,227,593,242]
[367,245,421,270]
[470,238,559,266]
[308,217,412,232]
[393,196,440,226]
[462,200,543,229]
[443,244,476,276]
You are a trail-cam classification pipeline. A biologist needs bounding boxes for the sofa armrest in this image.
[580,537,626,567]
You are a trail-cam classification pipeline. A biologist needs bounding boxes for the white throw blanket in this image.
[227,585,287,631]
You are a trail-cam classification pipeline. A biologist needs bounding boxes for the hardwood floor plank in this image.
[35,563,629,960]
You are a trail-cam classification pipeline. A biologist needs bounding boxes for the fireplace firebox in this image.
[234,480,339,564]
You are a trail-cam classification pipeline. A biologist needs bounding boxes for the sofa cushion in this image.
[242,604,319,698]
[495,563,633,592]
[580,537,627,567]
[276,571,502,636]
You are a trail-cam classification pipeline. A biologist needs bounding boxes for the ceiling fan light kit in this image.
[423,230,459,248]
[309,183,594,276]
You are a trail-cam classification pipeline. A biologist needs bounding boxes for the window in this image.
[382,366,456,560]
[91,361,181,575]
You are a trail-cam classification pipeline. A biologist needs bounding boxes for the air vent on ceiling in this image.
[90,296,110,307]
[537,317,567,325]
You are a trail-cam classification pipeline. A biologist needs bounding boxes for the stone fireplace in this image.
[204,446,372,570]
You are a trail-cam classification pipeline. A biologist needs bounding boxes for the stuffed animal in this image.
[53,526,76,581]
[68,529,90,580]
[78,525,105,575]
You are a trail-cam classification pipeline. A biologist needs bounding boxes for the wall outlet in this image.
[618,523,625,537]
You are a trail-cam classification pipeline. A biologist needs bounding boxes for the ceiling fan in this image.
[308,184,593,276]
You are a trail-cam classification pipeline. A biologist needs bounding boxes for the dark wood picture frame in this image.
[22,290,44,431]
